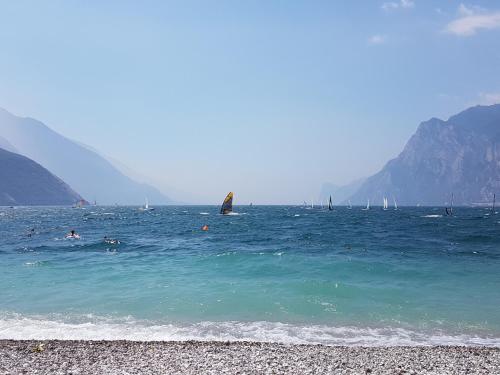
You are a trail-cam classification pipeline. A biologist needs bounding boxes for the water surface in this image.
[0,206,498,345]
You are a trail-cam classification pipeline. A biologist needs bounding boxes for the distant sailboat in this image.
[311,199,314,209]
[220,192,234,215]
[445,193,454,216]
[393,196,398,210]
[383,197,388,210]
[74,199,86,209]
[139,197,154,211]
[362,199,370,210]
[492,193,496,214]
[347,200,352,210]
[328,195,333,211]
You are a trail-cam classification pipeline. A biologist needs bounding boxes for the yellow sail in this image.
[220,192,234,214]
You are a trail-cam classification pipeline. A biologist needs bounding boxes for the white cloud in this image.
[458,4,485,16]
[381,0,415,11]
[478,92,500,105]
[446,4,500,36]
[368,34,386,45]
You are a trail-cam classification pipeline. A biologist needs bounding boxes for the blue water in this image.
[0,206,499,345]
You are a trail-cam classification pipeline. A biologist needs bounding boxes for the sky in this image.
[1,0,500,204]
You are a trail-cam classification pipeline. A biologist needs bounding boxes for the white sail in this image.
[363,199,370,210]
[393,197,398,210]
[383,197,388,210]
[139,197,154,211]
[348,200,352,209]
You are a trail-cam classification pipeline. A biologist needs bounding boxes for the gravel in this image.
[0,340,498,374]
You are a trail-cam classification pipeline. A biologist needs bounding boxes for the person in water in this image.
[201,225,209,231]
[103,236,120,245]
[66,229,80,239]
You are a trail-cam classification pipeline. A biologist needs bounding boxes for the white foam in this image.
[0,313,498,346]
[422,214,443,218]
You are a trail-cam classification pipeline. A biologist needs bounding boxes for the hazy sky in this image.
[1,1,500,204]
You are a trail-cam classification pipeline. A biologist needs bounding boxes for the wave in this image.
[421,214,443,218]
[0,313,498,346]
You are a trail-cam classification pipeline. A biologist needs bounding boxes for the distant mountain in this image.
[0,147,83,206]
[348,104,500,206]
[0,135,17,153]
[319,178,366,205]
[0,108,171,205]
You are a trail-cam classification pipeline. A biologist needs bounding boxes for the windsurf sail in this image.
[348,200,352,209]
[383,197,388,210]
[493,193,496,212]
[328,196,333,211]
[393,196,398,210]
[445,193,454,216]
[75,199,86,208]
[220,192,234,215]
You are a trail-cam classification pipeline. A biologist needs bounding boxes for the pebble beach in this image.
[0,340,499,375]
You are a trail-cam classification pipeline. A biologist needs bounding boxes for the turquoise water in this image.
[0,206,499,345]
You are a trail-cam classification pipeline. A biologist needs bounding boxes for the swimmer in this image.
[201,225,209,231]
[65,230,80,239]
[104,236,120,245]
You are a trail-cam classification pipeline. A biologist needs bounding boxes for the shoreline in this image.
[1,340,499,374]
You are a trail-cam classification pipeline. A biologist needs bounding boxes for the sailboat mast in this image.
[446,193,454,216]
[493,193,496,212]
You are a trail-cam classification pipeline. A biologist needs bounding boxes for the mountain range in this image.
[0,147,83,206]
[0,108,171,205]
[346,104,500,206]
[1,104,498,206]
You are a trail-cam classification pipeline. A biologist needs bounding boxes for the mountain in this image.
[0,108,171,205]
[0,135,17,153]
[319,178,366,205]
[0,147,83,206]
[348,104,500,206]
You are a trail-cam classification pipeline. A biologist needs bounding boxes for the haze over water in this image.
[0,206,499,346]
